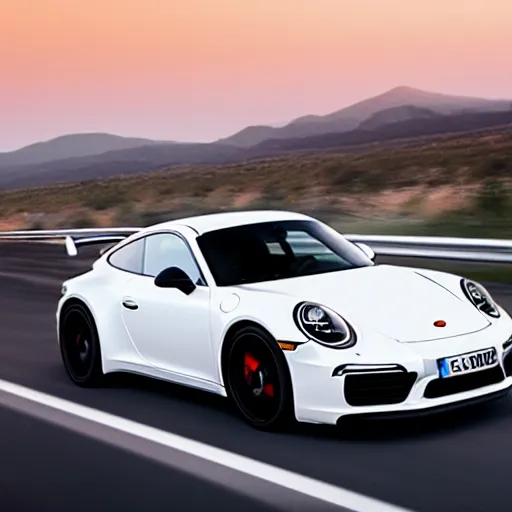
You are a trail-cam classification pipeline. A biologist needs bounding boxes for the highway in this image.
[1,242,512,511]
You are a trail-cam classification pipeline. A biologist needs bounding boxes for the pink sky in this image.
[1,0,511,151]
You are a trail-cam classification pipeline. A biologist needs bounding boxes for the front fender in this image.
[210,288,310,385]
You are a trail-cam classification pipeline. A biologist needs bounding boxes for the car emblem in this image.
[434,320,446,327]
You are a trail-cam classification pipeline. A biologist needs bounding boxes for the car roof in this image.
[141,210,314,236]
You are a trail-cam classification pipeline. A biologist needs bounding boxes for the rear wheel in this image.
[59,303,104,387]
[224,325,295,430]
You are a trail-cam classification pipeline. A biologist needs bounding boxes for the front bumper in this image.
[285,314,512,425]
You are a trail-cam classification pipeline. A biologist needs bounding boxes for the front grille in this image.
[424,365,505,399]
[344,371,417,406]
[503,351,512,377]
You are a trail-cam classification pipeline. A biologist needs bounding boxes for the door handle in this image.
[122,298,138,310]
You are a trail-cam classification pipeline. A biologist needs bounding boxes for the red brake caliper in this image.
[263,383,274,398]
[244,353,259,384]
[244,353,274,398]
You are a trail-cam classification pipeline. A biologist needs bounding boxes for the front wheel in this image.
[59,302,104,387]
[224,325,295,430]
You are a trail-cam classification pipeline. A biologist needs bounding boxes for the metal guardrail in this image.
[0,228,141,257]
[0,228,511,263]
[344,234,512,263]
[0,228,140,239]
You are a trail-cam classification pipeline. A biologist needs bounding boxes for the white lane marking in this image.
[0,378,412,512]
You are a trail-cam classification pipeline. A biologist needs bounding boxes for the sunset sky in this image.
[1,0,511,151]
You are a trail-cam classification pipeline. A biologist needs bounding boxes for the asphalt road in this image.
[2,241,512,511]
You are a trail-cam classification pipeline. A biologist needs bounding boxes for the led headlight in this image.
[461,278,500,318]
[293,302,356,348]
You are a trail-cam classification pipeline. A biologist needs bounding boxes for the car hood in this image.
[236,265,490,342]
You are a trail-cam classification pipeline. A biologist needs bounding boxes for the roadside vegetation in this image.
[0,129,511,282]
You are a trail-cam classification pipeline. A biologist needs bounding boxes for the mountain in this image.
[1,107,512,191]
[0,133,176,168]
[251,108,512,153]
[218,86,512,147]
[1,86,511,191]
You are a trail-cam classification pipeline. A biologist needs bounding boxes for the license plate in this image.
[438,347,498,378]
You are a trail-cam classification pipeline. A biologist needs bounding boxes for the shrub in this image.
[474,180,510,218]
[83,187,126,210]
[61,214,97,228]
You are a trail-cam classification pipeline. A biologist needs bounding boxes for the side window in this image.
[108,239,144,274]
[143,233,203,284]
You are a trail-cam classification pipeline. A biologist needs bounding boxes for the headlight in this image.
[293,302,356,348]
[461,279,500,318]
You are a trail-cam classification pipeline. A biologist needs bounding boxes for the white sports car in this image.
[57,210,512,429]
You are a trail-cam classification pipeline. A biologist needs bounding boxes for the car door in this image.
[120,231,215,384]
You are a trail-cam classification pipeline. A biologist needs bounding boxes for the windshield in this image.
[196,220,373,286]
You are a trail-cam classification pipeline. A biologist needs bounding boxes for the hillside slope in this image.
[252,109,512,153]
[0,133,175,168]
[0,142,246,190]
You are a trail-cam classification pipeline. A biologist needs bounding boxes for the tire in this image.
[59,302,104,387]
[224,325,295,431]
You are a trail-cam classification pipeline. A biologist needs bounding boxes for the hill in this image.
[252,109,512,153]
[218,86,512,147]
[1,108,512,190]
[1,86,511,191]
[0,133,176,168]
[0,141,247,190]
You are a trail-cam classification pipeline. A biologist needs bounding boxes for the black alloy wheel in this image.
[225,325,294,430]
[59,303,104,387]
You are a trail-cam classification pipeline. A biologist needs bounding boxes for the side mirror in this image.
[154,266,196,295]
[355,242,375,262]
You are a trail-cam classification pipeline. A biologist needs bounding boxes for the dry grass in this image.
[0,129,511,232]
